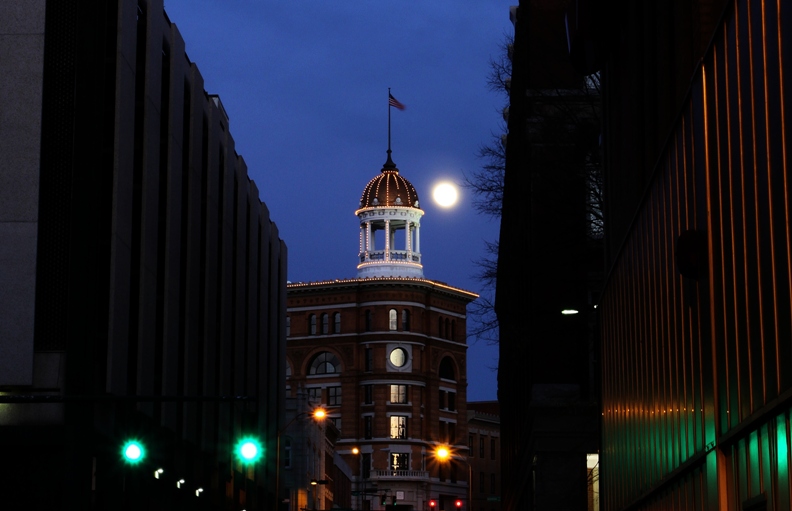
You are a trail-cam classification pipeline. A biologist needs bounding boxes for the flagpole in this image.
[385,88,395,168]
[387,87,392,156]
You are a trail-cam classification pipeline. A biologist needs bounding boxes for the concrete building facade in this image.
[596,0,792,509]
[0,1,287,509]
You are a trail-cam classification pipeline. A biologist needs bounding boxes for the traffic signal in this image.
[121,440,145,465]
[429,500,437,509]
[235,436,263,464]
[455,500,463,508]
[381,494,388,506]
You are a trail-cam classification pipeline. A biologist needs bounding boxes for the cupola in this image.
[355,150,424,278]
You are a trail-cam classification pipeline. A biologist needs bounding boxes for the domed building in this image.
[283,149,478,511]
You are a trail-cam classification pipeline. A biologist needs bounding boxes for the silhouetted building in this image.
[467,402,501,511]
[285,152,478,511]
[597,0,792,509]
[495,2,602,510]
[0,1,287,509]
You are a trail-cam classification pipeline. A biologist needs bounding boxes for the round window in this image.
[389,347,408,367]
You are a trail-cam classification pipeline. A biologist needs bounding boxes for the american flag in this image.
[388,93,406,110]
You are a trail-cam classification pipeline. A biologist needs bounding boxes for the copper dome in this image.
[359,153,420,209]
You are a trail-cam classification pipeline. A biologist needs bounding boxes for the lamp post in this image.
[434,445,472,511]
[275,407,327,511]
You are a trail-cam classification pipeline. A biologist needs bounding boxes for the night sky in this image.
[163,1,510,402]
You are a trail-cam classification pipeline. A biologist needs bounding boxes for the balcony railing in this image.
[359,250,421,263]
[370,470,429,481]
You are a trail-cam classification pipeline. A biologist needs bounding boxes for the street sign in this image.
[486,497,501,502]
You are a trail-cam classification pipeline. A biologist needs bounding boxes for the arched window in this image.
[439,356,456,381]
[286,316,291,337]
[365,310,372,332]
[309,351,342,375]
[309,314,316,335]
[402,309,410,331]
[321,313,329,334]
[438,317,444,338]
[334,312,341,334]
[389,309,398,331]
[445,319,451,339]
[450,320,456,341]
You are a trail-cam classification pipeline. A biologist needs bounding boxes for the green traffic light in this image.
[122,440,145,464]
[235,437,263,464]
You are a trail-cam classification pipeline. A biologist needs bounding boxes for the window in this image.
[284,438,292,468]
[309,314,316,335]
[309,351,341,375]
[334,312,341,334]
[362,453,371,479]
[328,386,341,406]
[365,310,372,331]
[451,320,456,340]
[445,319,450,339]
[364,384,373,404]
[365,348,373,372]
[439,390,456,411]
[469,434,474,457]
[329,417,341,430]
[390,416,408,439]
[479,437,485,458]
[389,309,398,330]
[390,384,407,404]
[491,438,496,459]
[364,416,373,439]
[321,313,329,334]
[480,472,486,493]
[390,453,409,471]
[440,420,455,444]
[402,309,410,331]
[286,316,290,337]
[308,388,321,400]
[439,357,456,380]
[438,317,443,337]
[491,473,496,494]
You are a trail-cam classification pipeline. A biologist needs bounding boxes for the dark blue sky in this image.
[164,1,510,402]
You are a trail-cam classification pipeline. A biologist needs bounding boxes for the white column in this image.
[366,221,372,258]
[415,224,420,254]
[406,222,412,255]
[385,220,390,260]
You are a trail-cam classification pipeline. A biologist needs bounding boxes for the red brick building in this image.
[285,152,478,511]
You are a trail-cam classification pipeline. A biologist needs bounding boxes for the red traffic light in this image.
[429,500,437,508]
[455,500,463,508]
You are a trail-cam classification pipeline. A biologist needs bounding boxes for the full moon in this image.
[432,182,458,208]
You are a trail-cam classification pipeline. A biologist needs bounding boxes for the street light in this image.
[121,440,145,465]
[276,407,328,511]
[433,445,471,511]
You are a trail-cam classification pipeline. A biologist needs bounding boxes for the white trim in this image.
[359,379,426,387]
[288,303,360,312]
[427,307,467,319]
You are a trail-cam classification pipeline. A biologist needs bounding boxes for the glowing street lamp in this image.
[121,440,145,465]
[235,437,263,465]
[434,445,471,510]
